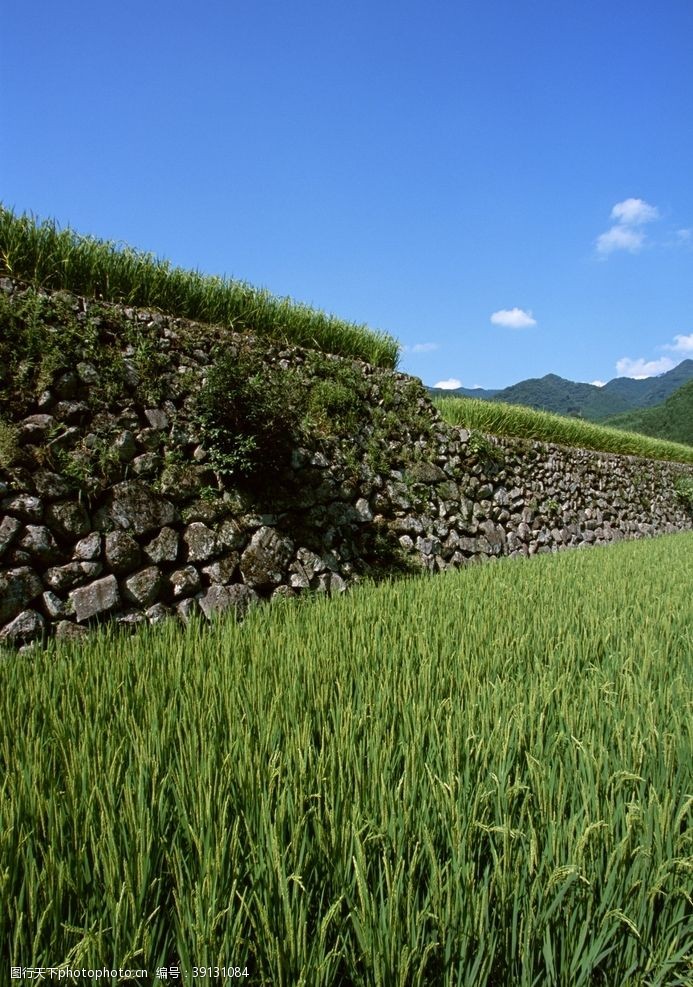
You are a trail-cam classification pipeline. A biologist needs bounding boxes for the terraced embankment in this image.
[1,277,692,646]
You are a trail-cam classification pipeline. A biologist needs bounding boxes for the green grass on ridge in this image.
[0,205,400,369]
[434,393,693,464]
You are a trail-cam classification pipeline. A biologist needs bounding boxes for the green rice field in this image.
[1,534,692,985]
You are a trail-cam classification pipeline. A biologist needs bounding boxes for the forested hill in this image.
[602,378,693,446]
[428,359,693,421]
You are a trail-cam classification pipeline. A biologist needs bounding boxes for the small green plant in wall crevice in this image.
[674,475,693,512]
[468,430,505,471]
[543,497,561,517]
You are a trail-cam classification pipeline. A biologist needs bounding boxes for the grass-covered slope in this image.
[2,205,691,468]
[433,393,693,464]
[1,534,691,984]
[0,206,399,368]
[602,378,693,446]
[429,362,693,422]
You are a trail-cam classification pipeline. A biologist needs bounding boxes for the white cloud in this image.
[615,333,693,380]
[434,378,462,389]
[676,228,692,242]
[615,356,675,379]
[664,332,693,353]
[409,342,439,353]
[596,197,660,255]
[590,380,606,388]
[596,225,645,254]
[490,307,537,329]
[610,198,659,226]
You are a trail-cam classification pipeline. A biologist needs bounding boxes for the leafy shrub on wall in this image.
[674,475,693,512]
[194,346,301,479]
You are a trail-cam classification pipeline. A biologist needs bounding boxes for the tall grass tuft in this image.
[434,394,693,465]
[2,534,692,984]
[0,205,400,369]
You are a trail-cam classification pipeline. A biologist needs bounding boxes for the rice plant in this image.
[0,205,400,369]
[434,394,693,465]
[2,534,691,984]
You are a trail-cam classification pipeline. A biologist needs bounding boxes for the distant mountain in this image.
[599,359,693,411]
[428,385,501,400]
[427,359,693,422]
[601,378,693,446]
[490,373,621,419]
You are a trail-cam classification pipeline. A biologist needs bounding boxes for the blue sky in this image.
[2,0,692,389]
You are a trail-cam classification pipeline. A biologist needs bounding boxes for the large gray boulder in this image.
[144,527,179,564]
[0,567,43,625]
[1,494,43,522]
[405,461,447,484]
[0,609,46,645]
[55,620,89,643]
[479,519,507,555]
[19,414,56,442]
[145,603,171,624]
[184,522,220,562]
[45,501,91,540]
[144,408,169,430]
[217,519,245,550]
[169,565,201,598]
[0,516,21,558]
[122,567,162,607]
[73,532,102,561]
[94,481,178,536]
[70,575,120,622]
[113,430,137,462]
[42,591,68,619]
[198,583,259,619]
[44,562,102,592]
[33,471,72,499]
[104,531,142,574]
[202,554,239,584]
[354,498,373,522]
[240,526,294,588]
[18,525,61,564]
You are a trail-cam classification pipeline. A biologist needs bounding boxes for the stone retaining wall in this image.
[1,280,691,648]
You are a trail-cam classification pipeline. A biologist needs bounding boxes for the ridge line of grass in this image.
[0,205,400,369]
[4,205,691,468]
[433,394,693,465]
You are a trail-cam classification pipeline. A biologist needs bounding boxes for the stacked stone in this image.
[0,477,355,648]
[1,280,692,648]
[373,431,693,573]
